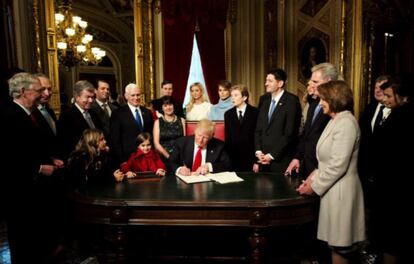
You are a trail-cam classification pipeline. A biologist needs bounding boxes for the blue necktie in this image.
[268,99,276,123]
[311,104,322,125]
[135,108,143,131]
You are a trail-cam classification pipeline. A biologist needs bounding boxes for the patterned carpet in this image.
[0,221,10,264]
[0,221,98,264]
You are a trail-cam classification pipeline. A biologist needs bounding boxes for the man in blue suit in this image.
[255,68,302,174]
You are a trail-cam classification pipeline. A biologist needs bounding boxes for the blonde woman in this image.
[66,129,117,187]
[185,82,211,121]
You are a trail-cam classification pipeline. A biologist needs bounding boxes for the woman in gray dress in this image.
[297,80,365,264]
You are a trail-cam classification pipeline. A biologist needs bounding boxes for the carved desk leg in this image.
[114,226,127,263]
[249,209,268,264]
[107,208,129,263]
[249,228,266,264]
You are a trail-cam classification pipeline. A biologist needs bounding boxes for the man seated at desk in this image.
[171,119,231,175]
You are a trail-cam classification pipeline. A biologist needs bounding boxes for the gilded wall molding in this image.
[33,0,42,72]
[144,0,155,102]
[228,0,238,24]
[40,0,61,115]
[134,0,155,104]
[134,0,145,102]
[276,0,285,69]
[339,0,346,77]
[349,1,363,119]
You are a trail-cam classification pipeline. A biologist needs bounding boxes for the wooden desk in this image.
[68,173,318,263]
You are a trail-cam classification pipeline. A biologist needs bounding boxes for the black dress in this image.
[159,117,184,157]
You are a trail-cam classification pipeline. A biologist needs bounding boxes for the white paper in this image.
[175,171,244,184]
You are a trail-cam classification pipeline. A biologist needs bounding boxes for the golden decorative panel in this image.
[300,0,328,17]
[319,9,330,27]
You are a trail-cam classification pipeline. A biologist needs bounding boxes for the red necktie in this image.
[192,147,202,171]
[30,113,38,126]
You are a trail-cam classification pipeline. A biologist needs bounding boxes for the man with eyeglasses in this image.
[0,72,59,263]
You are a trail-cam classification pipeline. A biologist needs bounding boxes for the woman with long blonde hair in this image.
[66,129,116,187]
[185,82,211,121]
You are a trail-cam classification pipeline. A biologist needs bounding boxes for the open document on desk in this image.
[176,172,244,184]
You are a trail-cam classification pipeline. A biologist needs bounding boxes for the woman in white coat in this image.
[297,80,365,264]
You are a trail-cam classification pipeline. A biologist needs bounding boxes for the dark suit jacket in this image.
[293,99,330,177]
[224,104,258,171]
[0,102,57,263]
[257,92,271,110]
[32,105,59,161]
[1,102,43,194]
[90,100,118,136]
[57,105,103,159]
[358,101,380,182]
[171,136,231,173]
[255,91,302,174]
[109,105,154,164]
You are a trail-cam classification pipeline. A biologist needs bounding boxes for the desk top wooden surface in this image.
[71,173,313,207]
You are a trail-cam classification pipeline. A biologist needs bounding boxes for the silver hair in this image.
[73,80,95,97]
[124,83,138,94]
[311,62,339,81]
[8,72,39,99]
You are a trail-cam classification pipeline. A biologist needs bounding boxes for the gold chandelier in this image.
[55,0,106,67]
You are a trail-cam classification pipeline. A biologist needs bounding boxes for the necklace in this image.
[164,115,176,123]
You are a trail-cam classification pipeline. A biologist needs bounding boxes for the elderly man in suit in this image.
[171,119,231,175]
[32,73,63,164]
[90,79,118,136]
[57,80,103,158]
[255,68,302,174]
[1,72,58,263]
[110,83,154,165]
[285,63,338,178]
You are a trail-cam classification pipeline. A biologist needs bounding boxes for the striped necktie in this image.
[84,111,95,128]
[40,106,56,134]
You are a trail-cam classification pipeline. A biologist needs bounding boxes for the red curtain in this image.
[162,0,228,104]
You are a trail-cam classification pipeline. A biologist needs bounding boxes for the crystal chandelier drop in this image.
[55,0,106,67]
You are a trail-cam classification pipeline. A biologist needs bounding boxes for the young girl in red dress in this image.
[114,132,166,181]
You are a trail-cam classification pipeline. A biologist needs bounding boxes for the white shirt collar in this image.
[13,100,31,115]
[271,90,284,105]
[74,103,88,114]
[127,102,140,112]
[236,103,247,115]
[97,99,111,107]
